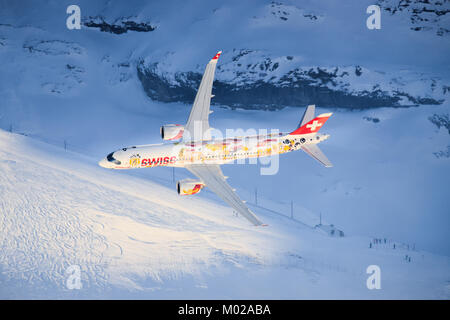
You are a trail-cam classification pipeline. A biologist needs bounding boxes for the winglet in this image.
[211,51,222,61]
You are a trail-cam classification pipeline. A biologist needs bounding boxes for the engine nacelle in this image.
[177,179,205,196]
[161,124,184,140]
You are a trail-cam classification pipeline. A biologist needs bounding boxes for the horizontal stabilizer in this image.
[302,144,333,168]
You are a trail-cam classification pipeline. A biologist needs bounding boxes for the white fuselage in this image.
[98,132,330,169]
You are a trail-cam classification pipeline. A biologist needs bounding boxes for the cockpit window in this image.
[106,152,121,165]
[121,146,136,151]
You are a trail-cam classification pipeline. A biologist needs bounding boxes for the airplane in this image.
[99,51,333,226]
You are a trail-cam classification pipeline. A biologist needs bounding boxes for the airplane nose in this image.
[98,158,110,168]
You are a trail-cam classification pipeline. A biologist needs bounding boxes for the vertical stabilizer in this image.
[298,105,316,127]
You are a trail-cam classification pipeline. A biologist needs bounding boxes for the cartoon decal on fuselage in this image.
[129,153,141,168]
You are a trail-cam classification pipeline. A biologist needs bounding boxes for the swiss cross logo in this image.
[288,113,332,136]
[306,120,322,131]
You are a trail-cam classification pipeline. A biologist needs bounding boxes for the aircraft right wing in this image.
[185,164,265,226]
[302,144,333,168]
[182,51,222,142]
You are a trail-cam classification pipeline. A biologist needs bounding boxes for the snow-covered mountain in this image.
[0,0,449,299]
[377,0,450,36]
[138,48,447,109]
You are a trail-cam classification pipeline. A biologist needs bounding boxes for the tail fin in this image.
[289,106,332,135]
[298,104,316,127]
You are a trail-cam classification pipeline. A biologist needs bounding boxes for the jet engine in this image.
[161,124,184,140]
[177,179,205,196]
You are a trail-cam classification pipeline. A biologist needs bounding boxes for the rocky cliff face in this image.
[137,49,447,110]
[83,16,156,34]
[377,0,450,36]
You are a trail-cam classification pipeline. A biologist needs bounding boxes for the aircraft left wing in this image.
[182,51,222,142]
[185,164,264,226]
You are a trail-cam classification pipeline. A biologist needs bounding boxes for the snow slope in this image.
[1,129,449,299]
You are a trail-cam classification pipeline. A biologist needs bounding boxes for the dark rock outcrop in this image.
[83,16,156,34]
[377,0,449,36]
[137,60,443,110]
[429,113,450,133]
